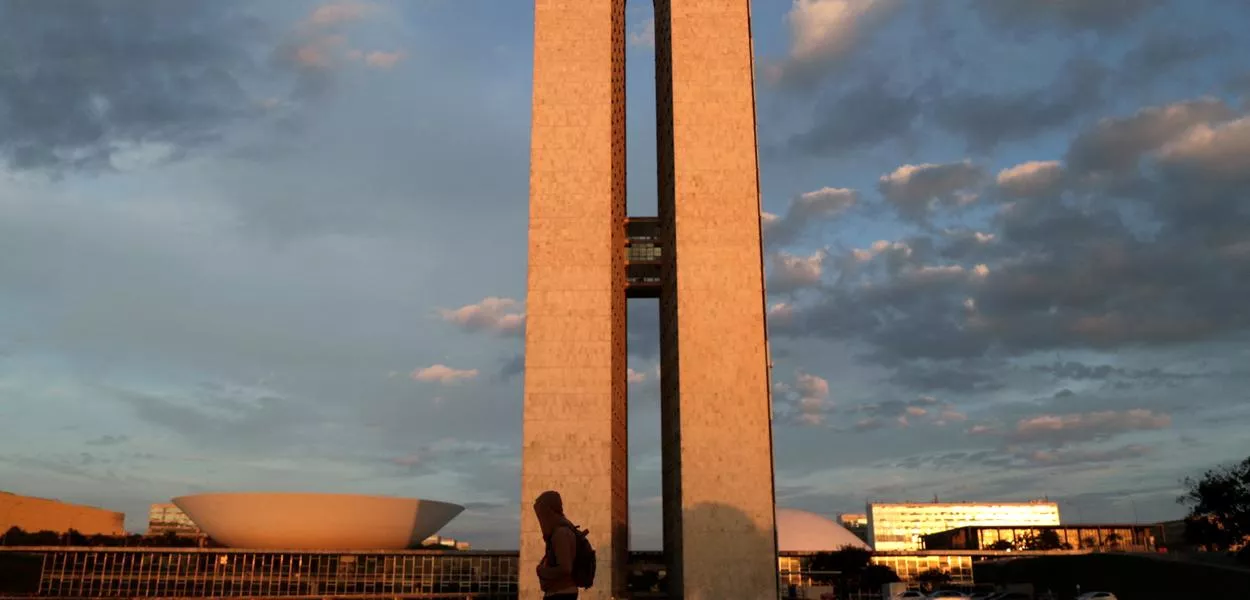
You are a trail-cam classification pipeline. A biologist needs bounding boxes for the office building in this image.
[922,524,1157,552]
[839,513,869,543]
[147,503,201,537]
[868,501,1061,551]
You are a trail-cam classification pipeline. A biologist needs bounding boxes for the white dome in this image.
[776,508,871,552]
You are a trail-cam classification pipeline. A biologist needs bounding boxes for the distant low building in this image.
[922,524,1157,552]
[146,504,201,537]
[868,500,1061,551]
[838,513,869,543]
[774,509,974,586]
[0,491,125,536]
[421,535,470,551]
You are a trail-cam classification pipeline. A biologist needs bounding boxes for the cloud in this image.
[410,365,479,385]
[775,372,833,426]
[848,395,957,432]
[629,17,655,48]
[305,1,378,27]
[362,51,405,69]
[768,251,827,293]
[933,58,1108,152]
[784,78,924,156]
[1032,361,1204,386]
[110,384,328,452]
[847,239,915,267]
[278,1,400,98]
[974,0,1163,31]
[292,34,348,69]
[889,361,1006,393]
[1156,115,1250,180]
[1065,97,1234,177]
[1025,444,1154,467]
[0,2,267,172]
[496,354,525,381]
[1118,31,1232,87]
[384,439,512,477]
[627,368,647,384]
[772,95,1250,375]
[1010,409,1172,445]
[878,160,985,220]
[440,297,525,336]
[996,160,1064,200]
[84,435,130,447]
[769,0,900,89]
[763,187,858,247]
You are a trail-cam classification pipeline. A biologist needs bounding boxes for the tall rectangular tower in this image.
[655,1,778,598]
[520,1,629,599]
[523,1,777,599]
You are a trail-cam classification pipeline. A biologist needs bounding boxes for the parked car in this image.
[1076,593,1118,600]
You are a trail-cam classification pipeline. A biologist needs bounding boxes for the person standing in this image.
[533,490,579,599]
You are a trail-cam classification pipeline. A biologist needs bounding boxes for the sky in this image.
[1,0,1249,550]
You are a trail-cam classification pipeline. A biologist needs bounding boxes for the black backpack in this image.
[562,524,596,589]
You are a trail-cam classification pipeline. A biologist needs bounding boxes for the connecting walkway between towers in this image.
[625,217,662,298]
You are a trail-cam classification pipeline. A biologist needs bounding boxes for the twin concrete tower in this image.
[519,1,778,599]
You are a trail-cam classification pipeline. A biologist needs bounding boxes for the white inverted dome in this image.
[776,508,871,552]
[173,492,463,550]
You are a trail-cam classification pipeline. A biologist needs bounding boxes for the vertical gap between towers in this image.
[624,0,662,553]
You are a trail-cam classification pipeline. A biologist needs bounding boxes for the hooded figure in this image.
[533,490,579,598]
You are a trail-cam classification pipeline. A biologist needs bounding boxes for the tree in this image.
[807,546,870,585]
[807,547,900,597]
[1017,531,1063,551]
[1178,455,1250,552]
[860,564,901,590]
[988,539,1015,551]
[1035,530,1064,551]
[916,568,952,591]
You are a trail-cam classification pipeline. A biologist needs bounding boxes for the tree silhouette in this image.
[916,567,952,591]
[1179,455,1250,552]
[1035,530,1064,550]
[988,539,1015,551]
[861,564,901,591]
[807,546,900,597]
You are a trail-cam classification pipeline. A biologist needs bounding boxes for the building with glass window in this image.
[839,513,870,543]
[921,524,1156,552]
[146,504,201,537]
[868,501,1061,551]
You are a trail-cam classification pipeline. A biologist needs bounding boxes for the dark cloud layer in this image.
[773,96,1250,373]
[974,0,1163,32]
[0,1,272,172]
[933,58,1108,152]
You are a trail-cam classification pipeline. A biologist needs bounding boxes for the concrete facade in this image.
[520,1,630,599]
[522,1,777,599]
[171,493,464,550]
[0,491,125,536]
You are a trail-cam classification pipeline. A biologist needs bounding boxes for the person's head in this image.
[533,490,564,532]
